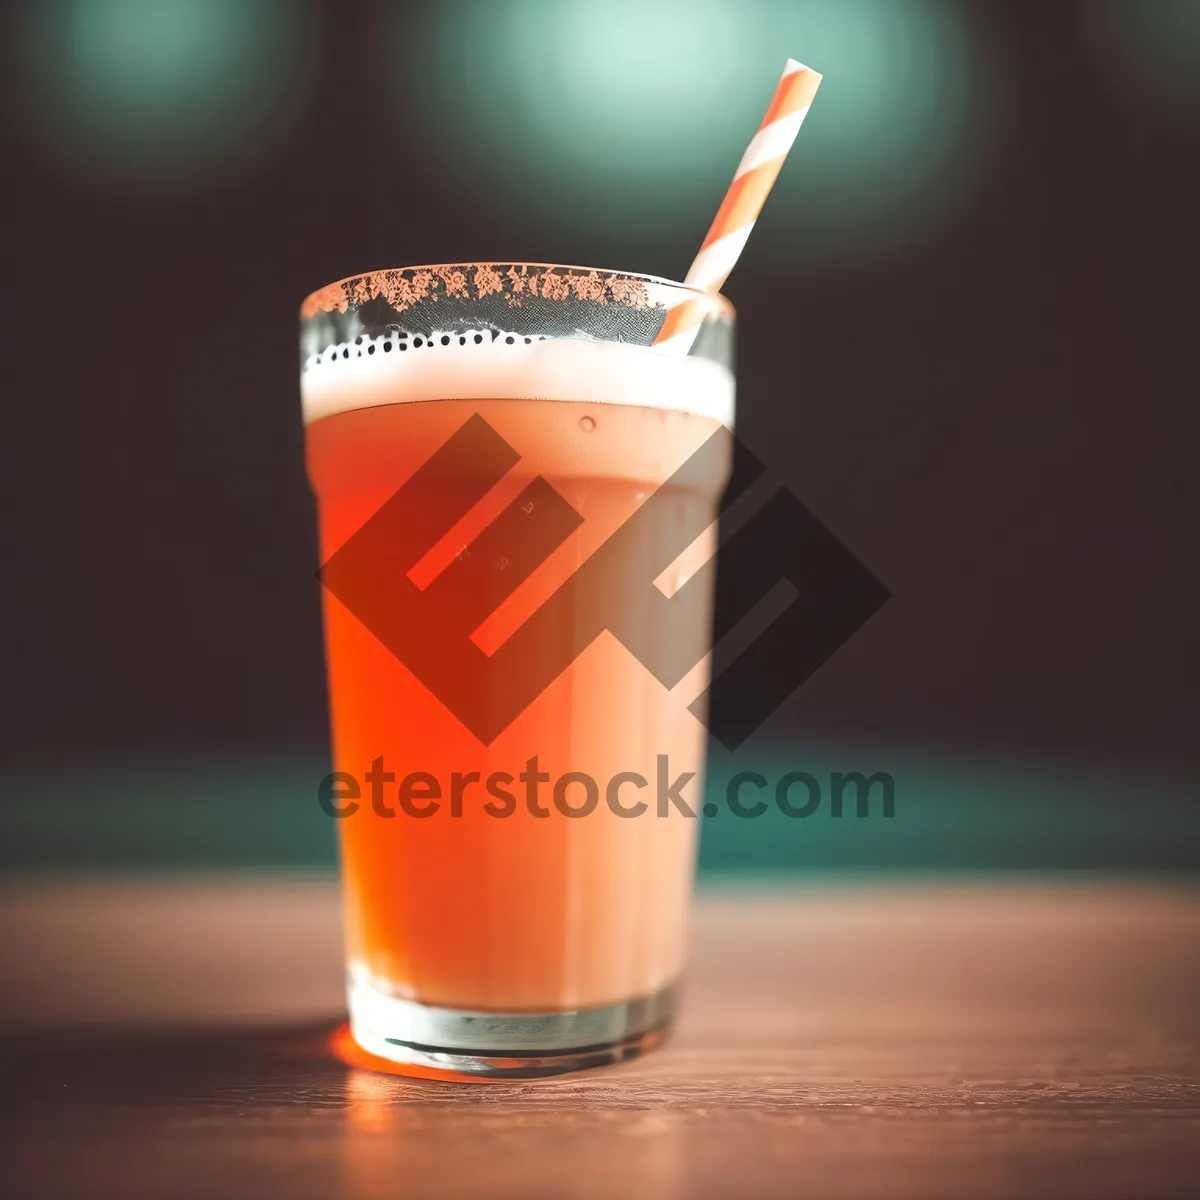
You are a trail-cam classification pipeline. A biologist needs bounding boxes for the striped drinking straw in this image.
[654,59,823,353]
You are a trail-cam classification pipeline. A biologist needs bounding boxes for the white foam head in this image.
[300,329,735,428]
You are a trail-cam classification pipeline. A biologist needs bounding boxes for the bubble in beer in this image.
[302,328,560,374]
[300,324,737,431]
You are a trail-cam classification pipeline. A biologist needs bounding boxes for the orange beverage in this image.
[301,264,734,1077]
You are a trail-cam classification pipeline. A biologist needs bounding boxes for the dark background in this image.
[2,0,1196,872]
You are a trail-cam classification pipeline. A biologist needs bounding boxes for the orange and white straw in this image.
[654,58,822,352]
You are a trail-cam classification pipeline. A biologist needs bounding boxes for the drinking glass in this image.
[301,263,734,1078]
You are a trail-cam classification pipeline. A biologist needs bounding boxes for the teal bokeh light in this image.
[21,0,303,180]
[401,0,998,264]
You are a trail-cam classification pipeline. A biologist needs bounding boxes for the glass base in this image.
[347,976,678,1080]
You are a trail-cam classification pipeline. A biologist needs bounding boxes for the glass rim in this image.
[300,261,735,321]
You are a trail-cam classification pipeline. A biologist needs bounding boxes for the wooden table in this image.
[0,878,1196,1199]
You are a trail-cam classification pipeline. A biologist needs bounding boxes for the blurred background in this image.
[1,0,1196,877]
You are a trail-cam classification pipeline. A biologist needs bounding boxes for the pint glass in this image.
[301,263,734,1077]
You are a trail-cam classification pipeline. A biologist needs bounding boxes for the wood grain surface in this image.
[0,878,1196,1199]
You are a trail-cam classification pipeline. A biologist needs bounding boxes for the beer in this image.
[301,265,734,1076]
